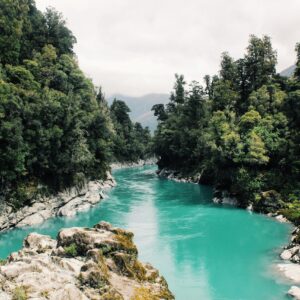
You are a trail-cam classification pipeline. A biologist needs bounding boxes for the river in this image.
[0,166,293,299]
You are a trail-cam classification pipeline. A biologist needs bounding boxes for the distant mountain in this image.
[107,93,169,132]
[280,65,296,77]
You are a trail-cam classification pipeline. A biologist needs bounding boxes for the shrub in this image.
[64,243,78,257]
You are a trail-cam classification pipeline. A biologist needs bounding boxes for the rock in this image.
[57,222,137,256]
[275,214,289,223]
[110,158,156,170]
[16,212,45,227]
[0,291,10,300]
[277,263,300,283]
[293,227,300,235]
[0,174,115,232]
[212,190,238,206]
[57,198,92,217]
[292,255,300,263]
[23,233,57,252]
[288,286,300,299]
[0,222,174,300]
[281,249,293,260]
[49,283,88,300]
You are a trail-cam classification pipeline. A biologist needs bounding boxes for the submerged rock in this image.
[0,221,174,300]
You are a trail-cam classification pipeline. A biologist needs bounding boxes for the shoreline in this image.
[0,173,116,232]
[0,159,157,233]
[157,167,300,299]
[110,157,156,170]
[1,163,299,298]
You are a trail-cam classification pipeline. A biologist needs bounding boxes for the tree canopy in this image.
[153,35,300,208]
[0,0,151,208]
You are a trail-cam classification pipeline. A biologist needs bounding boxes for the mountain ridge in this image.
[107,93,169,131]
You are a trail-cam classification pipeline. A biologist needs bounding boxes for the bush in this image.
[64,243,78,257]
[279,202,300,225]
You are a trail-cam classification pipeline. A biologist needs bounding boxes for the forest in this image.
[0,0,151,208]
[152,36,300,219]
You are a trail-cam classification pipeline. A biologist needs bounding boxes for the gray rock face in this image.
[0,173,116,232]
[0,222,174,300]
[110,158,156,170]
[156,168,202,184]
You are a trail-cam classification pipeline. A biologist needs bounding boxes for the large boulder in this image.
[0,222,174,300]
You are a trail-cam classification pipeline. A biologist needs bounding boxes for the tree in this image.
[244,35,277,93]
[153,35,300,208]
[220,52,237,83]
[151,104,167,121]
[0,0,29,64]
[44,8,76,55]
[244,131,269,165]
[295,43,300,80]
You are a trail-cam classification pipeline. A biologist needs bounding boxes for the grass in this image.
[12,286,27,300]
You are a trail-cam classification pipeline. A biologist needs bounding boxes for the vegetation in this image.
[152,35,300,212]
[64,243,78,257]
[12,286,27,300]
[0,0,151,208]
[110,99,152,163]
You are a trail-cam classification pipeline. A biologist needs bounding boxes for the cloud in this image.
[36,0,300,96]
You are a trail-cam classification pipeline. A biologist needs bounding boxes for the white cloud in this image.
[36,0,300,96]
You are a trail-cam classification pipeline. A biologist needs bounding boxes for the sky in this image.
[36,0,300,97]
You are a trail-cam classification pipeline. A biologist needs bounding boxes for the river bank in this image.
[0,173,116,232]
[0,159,157,233]
[157,167,300,299]
[110,157,156,170]
[0,165,293,299]
[0,221,174,300]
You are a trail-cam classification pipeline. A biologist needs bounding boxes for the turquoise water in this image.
[0,166,293,299]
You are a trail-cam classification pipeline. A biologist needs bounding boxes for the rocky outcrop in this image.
[276,227,300,299]
[110,158,157,170]
[156,168,202,184]
[0,222,174,300]
[212,190,238,206]
[289,286,300,299]
[0,173,116,232]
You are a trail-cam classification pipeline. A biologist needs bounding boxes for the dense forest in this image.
[0,0,151,208]
[152,36,300,219]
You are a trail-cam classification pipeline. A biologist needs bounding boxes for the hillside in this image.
[108,93,169,131]
[280,65,296,77]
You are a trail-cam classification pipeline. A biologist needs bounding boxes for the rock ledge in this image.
[0,173,116,232]
[0,221,174,300]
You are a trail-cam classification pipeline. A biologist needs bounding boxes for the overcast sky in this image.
[36,0,300,97]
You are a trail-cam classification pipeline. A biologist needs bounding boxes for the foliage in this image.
[110,99,152,162]
[0,1,151,207]
[153,35,300,208]
[64,243,78,257]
